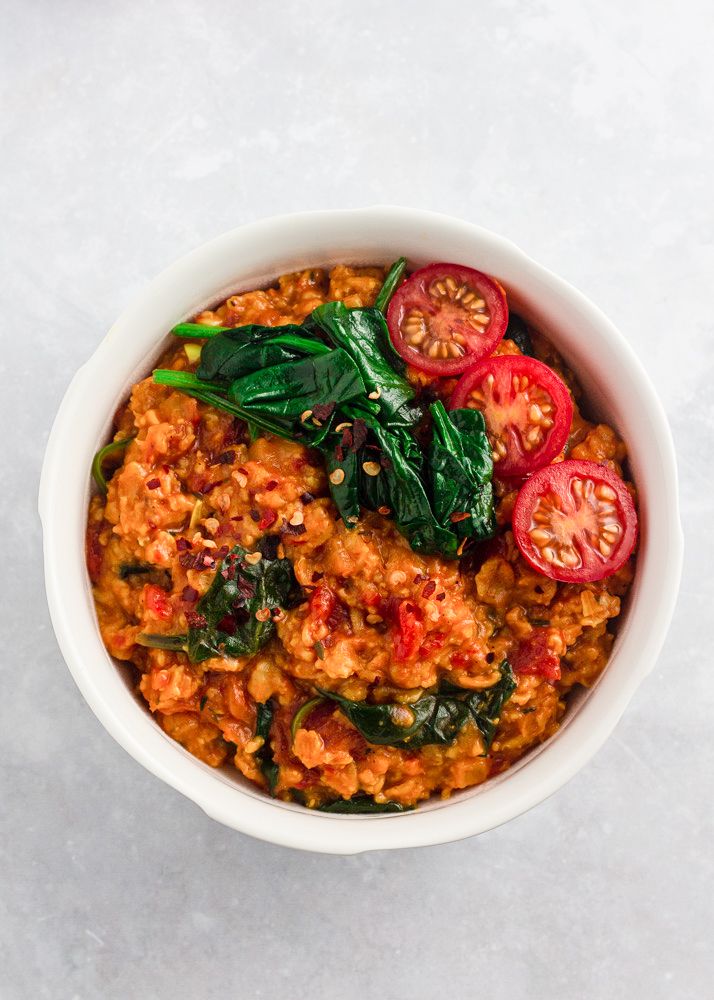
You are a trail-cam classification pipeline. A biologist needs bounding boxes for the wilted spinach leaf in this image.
[317,795,413,814]
[91,435,135,495]
[428,402,496,542]
[255,700,279,793]
[186,544,296,662]
[198,325,330,383]
[228,349,365,427]
[137,544,297,663]
[308,303,421,438]
[318,661,515,751]
[354,408,459,557]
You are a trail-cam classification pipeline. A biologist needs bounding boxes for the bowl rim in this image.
[39,206,683,853]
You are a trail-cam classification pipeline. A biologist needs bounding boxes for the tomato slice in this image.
[449,355,573,479]
[512,460,637,583]
[386,263,508,375]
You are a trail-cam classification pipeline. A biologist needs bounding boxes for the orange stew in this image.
[87,264,635,810]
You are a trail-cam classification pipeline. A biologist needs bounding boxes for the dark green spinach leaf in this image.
[318,661,515,752]
[428,402,496,542]
[355,409,460,557]
[317,795,413,814]
[187,544,296,662]
[228,349,365,427]
[198,324,329,383]
[308,303,421,437]
[255,700,279,793]
[137,544,297,663]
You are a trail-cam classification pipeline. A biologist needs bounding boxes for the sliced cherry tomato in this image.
[450,355,573,479]
[386,263,508,375]
[144,583,173,621]
[511,629,561,681]
[512,460,637,583]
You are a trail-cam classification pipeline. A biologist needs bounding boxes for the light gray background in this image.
[2,1,712,998]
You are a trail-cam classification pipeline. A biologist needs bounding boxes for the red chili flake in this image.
[312,402,336,421]
[217,615,237,635]
[182,585,199,603]
[300,492,315,505]
[340,426,353,450]
[422,581,437,599]
[450,511,471,524]
[284,522,307,536]
[211,450,236,466]
[215,545,230,561]
[176,538,192,552]
[351,418,368,452]
[311,571,325,582]
[249,509,261,522]
[223,418,249,447]
[185,611,207,628]
[335,445,345,462]
[265,480,278,492]
[179,551,202,569]
[258,509,278,530]
[146,478,161,490]
[380,454,393,471]
[413,573,424,584]
[450,651,472,669]
[231,515,244,522]
[436,592,446,602]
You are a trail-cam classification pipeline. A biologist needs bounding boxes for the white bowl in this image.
[40,207,683,854]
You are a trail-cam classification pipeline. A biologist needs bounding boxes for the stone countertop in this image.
[2,1,711,997]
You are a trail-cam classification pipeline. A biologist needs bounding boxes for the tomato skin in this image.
[86,523,103,583]
[511,630,561,681]
[385,599,425,662]
[512,460,637,583]
[144,583,173,621]
[449,354,573,479]
[257,509,277,530]
[387,263,508,376]
[308,586,336,623]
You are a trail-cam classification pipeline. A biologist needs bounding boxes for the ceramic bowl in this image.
[40,207,683,853]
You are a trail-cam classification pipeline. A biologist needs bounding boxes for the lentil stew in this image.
[87,261,637,812]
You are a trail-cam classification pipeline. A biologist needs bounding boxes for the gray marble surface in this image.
[2,1,712,997]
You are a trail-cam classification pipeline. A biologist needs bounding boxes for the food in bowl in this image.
[86,259,638,813]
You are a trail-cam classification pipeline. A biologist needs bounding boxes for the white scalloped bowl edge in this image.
[39,207,683,853]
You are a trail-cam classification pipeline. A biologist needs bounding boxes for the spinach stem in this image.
[91,435,136,495]
[136,633,188,652]
[153,369,294,441]
[374,257,407,313]
[171,322,229,339]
